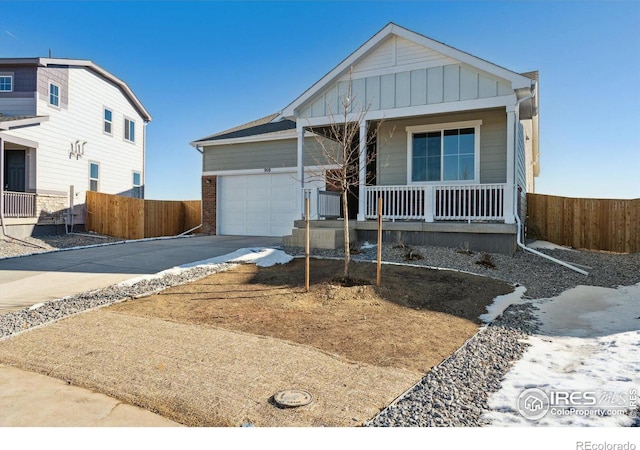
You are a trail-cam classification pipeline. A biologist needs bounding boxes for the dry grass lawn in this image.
[0,258,513,426]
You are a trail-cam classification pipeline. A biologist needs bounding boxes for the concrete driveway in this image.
[0,235,281,313]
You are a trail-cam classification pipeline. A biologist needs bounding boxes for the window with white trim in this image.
[104,108,113,135]
[89,162,100,191]
[407,121,481,183]
[49,82,60,107]
[132,171,142,198]
[0,75,12,92]
[124,118,135,142]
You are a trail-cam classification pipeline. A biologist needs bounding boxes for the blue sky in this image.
[1,1,638,200]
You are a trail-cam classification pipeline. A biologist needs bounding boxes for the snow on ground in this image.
[483,283,640,426]
[118,247,292,286]
[527,240,577,251]
[479,286,528,323]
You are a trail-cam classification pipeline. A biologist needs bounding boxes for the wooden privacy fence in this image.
[527,193,640,253]
[86,191,202,240]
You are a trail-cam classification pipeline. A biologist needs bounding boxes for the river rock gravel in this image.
[0,233,122,259]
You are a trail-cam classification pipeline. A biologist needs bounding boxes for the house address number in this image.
[264,168,271,173]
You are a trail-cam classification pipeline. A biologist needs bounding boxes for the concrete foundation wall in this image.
[357,229,516,255]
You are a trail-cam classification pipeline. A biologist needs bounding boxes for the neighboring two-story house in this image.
[191,23,539,254]
[0,58,151,237]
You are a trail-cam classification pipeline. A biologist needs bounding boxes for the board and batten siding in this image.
[4,66,146,222]
[300,36,512,119]
[376,108,507,185]
[203,136,339,173]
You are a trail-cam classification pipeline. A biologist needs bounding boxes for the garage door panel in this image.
[219,173,301,237]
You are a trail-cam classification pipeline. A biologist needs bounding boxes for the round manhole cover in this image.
[273,389,314,408]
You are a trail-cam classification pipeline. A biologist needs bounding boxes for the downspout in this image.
[512,84,588,276]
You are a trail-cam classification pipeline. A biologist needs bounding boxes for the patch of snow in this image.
[118,247,292,286]
[484,283,640,426]
[527,240,577,252]
[479,286,527,323]
[360,241,377,250]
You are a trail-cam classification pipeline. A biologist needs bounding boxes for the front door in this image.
[4,150,26,192]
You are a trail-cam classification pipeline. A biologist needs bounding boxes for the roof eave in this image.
[0,115,49,131]
[1,57,153,122]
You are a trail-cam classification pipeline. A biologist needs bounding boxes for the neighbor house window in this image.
[0,75,12,92]
[49,82,60,107]
[132,171,142,198]
[89,162,100,191]
[407,121,481,183]
[104,108,113,135]
[124,118,135,142]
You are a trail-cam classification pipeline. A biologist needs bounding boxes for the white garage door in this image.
[218,172,300,236]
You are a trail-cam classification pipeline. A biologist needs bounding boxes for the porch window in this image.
[124,118,135,142]
[104,108,113,135]
[132,171,142,198]
[0,75,12,92]
[49,82,60,107]
[89,162,99,191]
[407,120,481,183]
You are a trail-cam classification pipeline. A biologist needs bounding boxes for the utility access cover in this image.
[273,389,314,408]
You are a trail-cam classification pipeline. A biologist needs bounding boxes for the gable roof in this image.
[190,113,296,146]
[281,22,534,118]
[0,57,151,122]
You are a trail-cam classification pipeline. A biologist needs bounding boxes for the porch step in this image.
[282,225,357,250]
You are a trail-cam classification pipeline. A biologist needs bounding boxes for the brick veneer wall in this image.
[201,175,217,234]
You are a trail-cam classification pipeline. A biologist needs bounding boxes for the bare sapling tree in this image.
[304,72,392,280]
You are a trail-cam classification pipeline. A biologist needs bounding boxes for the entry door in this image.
[4,150,26,192]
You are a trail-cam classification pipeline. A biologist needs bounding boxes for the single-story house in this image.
[191,23,539,254]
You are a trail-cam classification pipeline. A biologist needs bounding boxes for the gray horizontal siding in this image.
[203,136,338,172]
[377,108,507,185]
[203,139,297,172]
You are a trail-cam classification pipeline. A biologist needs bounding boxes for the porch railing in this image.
[364,184,507,222]
[317,190,341,219]
[2,191,37,218]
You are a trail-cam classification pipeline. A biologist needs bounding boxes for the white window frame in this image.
[124,117,135,143]
[132,171,142,198]
[49,82,60,107]
[89,161,100,192]
[406,120,482,185]
[0,74,13,92]
[103,107,113,135]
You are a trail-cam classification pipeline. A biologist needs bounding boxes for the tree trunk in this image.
[342,189,350,278]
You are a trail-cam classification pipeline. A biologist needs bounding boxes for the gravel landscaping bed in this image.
[2,238,638,427]
[0,233,122,259]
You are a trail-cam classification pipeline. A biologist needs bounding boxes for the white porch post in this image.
[0,136,4,226]
[297,124,305,219]
[504,106,516,224]
[424,185,434,222]
[357,121,367,221]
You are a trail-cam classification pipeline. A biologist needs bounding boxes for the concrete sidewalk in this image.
[0,364,181,426]
[0,235,280,313]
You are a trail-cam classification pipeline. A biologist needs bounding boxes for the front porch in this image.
[312,183,509,223]
[286,183,518,254]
